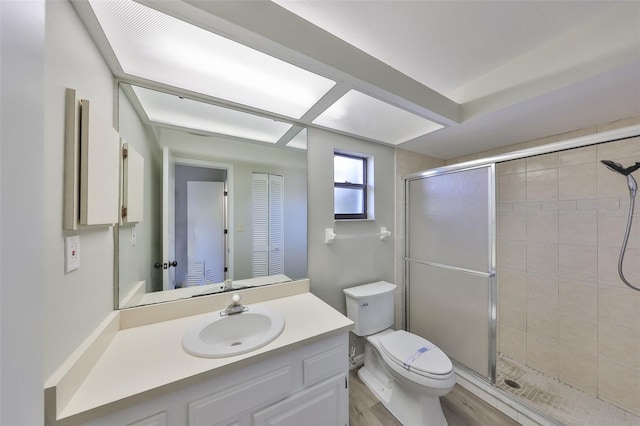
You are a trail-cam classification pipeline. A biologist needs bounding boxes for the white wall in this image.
[307,128,396,313]
[43,1,116,379]
[1,1,46,423]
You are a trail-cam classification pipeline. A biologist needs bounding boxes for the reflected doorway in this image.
[175,164,228,288]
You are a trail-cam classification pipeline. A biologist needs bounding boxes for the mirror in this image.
[117,84,308,308]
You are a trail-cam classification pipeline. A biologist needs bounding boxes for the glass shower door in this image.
[405,164,496,382]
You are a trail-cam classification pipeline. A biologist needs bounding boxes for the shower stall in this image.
[404,125,640,425]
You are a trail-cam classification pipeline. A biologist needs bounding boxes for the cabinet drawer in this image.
[303,345,346,387]
[253,374,346,426]
[188,366,293,426]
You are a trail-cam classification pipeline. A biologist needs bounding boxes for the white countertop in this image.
[58,291,353,421]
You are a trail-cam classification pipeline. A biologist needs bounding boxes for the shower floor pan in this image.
[497,355,639,425]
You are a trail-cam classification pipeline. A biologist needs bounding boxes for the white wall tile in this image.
[514,201,542,212]
[598,163,633,198]
[598,358,640,416]
[527,152,558,171]
[559,209,597,246]
[598,283,640,330]
[559,244,597,282]
[596,135,640,161]
[498,269,527,299]
[498,240,527,271]
[526,272,558,310]
[558,313,597,357]
[527,242,558,274]
[527,169,558,201]
[559,163,597,200]
[577,198,619,211]
[598,209,628,247]
[500,325,527,363]
[499,210,527,241]
[559,277,597,320]
[527,210,558,243]
[558,145,596,166]
[598,321,640,369]
[559,343,597,395]
[527,333,558,378]
[598,246,640,286]
[541,200,576,210]
[498,269,527,330]
[498,158,526,175]
[527,303,558,341]
[499,173,526,202]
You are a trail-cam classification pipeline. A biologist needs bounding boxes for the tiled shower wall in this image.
[394,149,444,330]
[494,130,640,416]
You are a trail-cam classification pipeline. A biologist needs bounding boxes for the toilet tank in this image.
[343,281,397,336]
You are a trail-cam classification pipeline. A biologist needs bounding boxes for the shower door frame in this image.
[404,163,497,384]
[402,123,640,386]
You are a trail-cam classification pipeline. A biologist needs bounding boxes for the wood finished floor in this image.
[349,370,520,426]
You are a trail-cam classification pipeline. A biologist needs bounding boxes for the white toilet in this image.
[344,281,456,426]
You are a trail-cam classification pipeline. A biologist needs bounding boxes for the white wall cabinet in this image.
[72,333,348,426]
[63,88,120,229]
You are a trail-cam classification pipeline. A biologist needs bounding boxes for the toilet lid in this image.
[379,330,452,377]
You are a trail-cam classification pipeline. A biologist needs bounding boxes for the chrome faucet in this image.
[222,293,247,316]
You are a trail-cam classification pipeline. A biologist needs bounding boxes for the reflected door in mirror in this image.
[252,173,284,277]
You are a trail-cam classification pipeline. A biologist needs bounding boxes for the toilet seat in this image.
[379,330,453,380]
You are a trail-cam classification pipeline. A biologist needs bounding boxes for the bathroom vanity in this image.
[44,280,353,425]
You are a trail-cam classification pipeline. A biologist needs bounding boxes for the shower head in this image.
[601,160,639,196]
[601,160,640,176]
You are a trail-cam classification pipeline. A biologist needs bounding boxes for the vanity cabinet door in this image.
[188,366,294,426]
[126,412,167,426]
[252,374,347,426]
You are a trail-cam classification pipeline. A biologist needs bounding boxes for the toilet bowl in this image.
[344,282,455,426]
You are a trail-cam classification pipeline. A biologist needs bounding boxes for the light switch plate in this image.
[65,235,80,273]
[131,226,137,246]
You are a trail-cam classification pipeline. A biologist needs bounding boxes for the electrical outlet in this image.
[65,235,80,273]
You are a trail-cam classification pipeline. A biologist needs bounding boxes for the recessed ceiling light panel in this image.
[313,90,444,144]
[89,0,335,119]
[286,128,308,150]
[132,86,291,144]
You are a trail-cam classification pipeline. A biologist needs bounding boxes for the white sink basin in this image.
[182,305,285,358]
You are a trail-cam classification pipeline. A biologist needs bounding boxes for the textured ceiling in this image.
[273,1,613,99]
[271,0,640,158]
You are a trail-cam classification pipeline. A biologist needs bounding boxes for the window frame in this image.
[334,152,367,220]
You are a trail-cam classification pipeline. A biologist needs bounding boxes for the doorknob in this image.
[154,261,177,269]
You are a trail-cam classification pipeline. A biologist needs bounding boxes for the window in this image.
[334,153,367,220]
